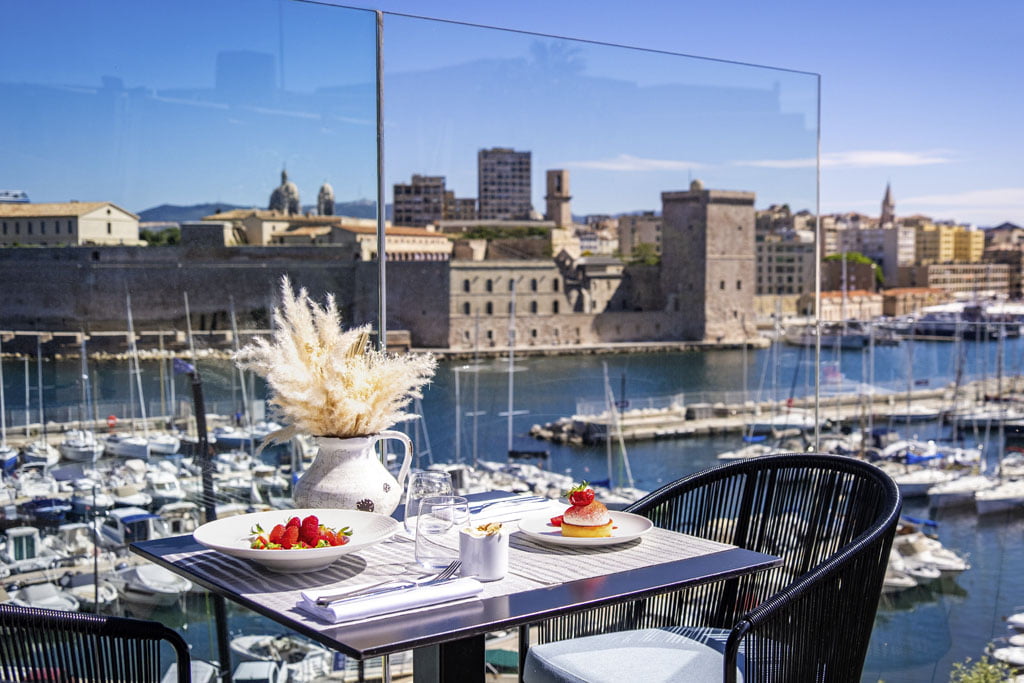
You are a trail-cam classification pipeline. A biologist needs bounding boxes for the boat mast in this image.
[126,295,150,440]
[23,357,30,438]
[36,335,45,443]
[0,336,7,449]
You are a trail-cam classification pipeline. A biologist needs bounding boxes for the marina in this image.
[2,334,1024,681]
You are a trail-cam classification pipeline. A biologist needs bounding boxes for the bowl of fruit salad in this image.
[193,508,400,572]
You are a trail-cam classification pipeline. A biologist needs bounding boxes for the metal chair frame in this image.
[525,453,902,683]
[0,602,192,682]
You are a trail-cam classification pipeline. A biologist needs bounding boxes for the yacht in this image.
[103,433,151,460]
[97,506,168,548]
[7,582,81,612]
[20,440,60,467]
[975,479,1024,515]
[110,563,192,607]
[58,429,105,463]
[927,474,998,509]
[145,469,186,508]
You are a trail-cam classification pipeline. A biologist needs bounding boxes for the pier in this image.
[531,377,1024,445]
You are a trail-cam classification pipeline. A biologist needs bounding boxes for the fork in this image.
[469,495,548,513]
[315,560,462,605]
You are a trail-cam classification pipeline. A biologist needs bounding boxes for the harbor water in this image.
[4,336,1024,681]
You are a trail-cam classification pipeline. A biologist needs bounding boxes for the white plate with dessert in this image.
[516,485,653,546]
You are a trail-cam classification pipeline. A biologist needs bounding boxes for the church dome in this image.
[269,169,300,215]
[317,182,335,216]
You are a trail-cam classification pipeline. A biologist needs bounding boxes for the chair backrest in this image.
[531,453,901,683]
[0,603,192,683]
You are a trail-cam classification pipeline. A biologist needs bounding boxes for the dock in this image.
[531,377,1024,445]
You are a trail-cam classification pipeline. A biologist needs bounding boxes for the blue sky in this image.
[1,0,1020,226]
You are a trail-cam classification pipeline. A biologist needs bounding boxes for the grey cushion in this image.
[524,626,744,683]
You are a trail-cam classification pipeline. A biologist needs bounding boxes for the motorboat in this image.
[147,432,181,456]
[12,465,59,498]
[231,634,333,683]
[889,548,940,585]
[17,497,73,527]
[890,468,959,498]
[212,421,282,451]
[145,469,186,508]
[927,474,998,509]
[975,480,1024,515]
[58,429,105,463]
[20,440,60,467]
[48,522,104,560]
[881,566,917,594]
[69,481,116,518]
[891,532,969,576]
[157,502,203,536]
[110,484,153,509]
[98,506,169,549]
[162,660,218,683]
[232,661,287,683]
[1008,611,1024,631]
[0,444,17,475]
[0,526,62,573]
[110,563,193,608]
[103,433,151,460]
[7,581,81,612]
[59,572,119,611]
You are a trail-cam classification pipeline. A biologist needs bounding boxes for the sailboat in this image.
[104,296,152,460]
[59,337,105,463]
[0,336,17,473]
[594,362,645,504]
[20,337,60,467]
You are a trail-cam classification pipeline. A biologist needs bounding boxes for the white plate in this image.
[517,511,653,547]
[193,508,400,573]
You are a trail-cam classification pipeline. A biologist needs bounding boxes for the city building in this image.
[807,290,884,322]
[756,231,816,296]
[985,222,1024,247]
[393,175,447,227]
[838,226,915,285]
[660,179,755,342]
[477,147,532,220]
[617,212,662,259]
[821,258,878,293]
[983,247,1024,299]
[897,262,1010,299]
[881,287,948,317]
[268,170,301,215]
[880,183,895,227]
[0,201,141,246]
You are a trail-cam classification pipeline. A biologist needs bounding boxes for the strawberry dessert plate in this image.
[193,508,399,572]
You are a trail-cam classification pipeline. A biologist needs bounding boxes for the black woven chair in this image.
[0,603,193,682]
[522,453,902,683]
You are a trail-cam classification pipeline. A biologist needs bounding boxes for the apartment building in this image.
[477,147,532,220]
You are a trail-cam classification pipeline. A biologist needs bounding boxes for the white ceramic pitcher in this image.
[292,430,412,516]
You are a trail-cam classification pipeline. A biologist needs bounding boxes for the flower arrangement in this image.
[234,277,436,447]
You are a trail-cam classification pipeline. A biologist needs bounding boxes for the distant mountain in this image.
[138,199,389,223]
[138,203,248,223]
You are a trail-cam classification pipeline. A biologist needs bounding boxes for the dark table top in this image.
[132,519,779,660]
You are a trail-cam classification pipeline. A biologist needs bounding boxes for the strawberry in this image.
[323,529,340,546]
[299,515,320,546]
[566,482,595,507]
[281,525,300,549]
[268,524,286,544]
[286,516,301,528]
[550,515,564,527]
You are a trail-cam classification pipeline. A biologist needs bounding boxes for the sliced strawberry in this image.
[550,515,564,527]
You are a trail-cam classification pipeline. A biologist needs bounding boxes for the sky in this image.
[1,0,1021,227]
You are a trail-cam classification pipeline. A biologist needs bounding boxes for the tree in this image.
[630,242,660,266]
[948,656,1012,683]
[140,227,181,246]
[824,251,884,288]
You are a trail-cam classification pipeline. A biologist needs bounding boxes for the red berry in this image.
[281,525,299,549]
[568,488,594,507]
[550,515,564,527]
[300,516,321,546]
[286,516,301,528]
[268,524,286,544]
[323,529,340,546]
[301,514,319,528]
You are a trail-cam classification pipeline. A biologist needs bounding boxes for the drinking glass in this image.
[404,470,454,534]
[414,495,469,570]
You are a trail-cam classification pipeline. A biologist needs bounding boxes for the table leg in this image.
[413,635,485,683]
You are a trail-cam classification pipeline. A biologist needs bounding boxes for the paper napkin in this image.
[297,577,483,625]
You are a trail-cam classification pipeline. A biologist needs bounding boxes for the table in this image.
[132,495,779,683]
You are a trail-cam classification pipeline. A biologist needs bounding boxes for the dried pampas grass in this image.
[234,277,436,446]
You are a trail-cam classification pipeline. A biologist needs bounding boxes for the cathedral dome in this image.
[269,169,301,215]
[317,182,335,216]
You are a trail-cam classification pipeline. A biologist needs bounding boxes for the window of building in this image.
[719,280,725,290]
[530,278,537,292]
[552,301,559,314]
[529,301,537,314]
[107,222,112,234]
[462,279,470,292]
[2,222,5,235]
[553,280,559,292]
[485,301,493,315]
[67,220,72,232]
[508,279,515,291]
[531,329,537,338]
[15,222,20,235]
[462,302,470,315]
[486,330,494,340]
[736,280,742,290]
[485,279,493,292]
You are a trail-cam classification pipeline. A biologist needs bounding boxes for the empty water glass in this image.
[414,495,469,571]
[404,470,454,534]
